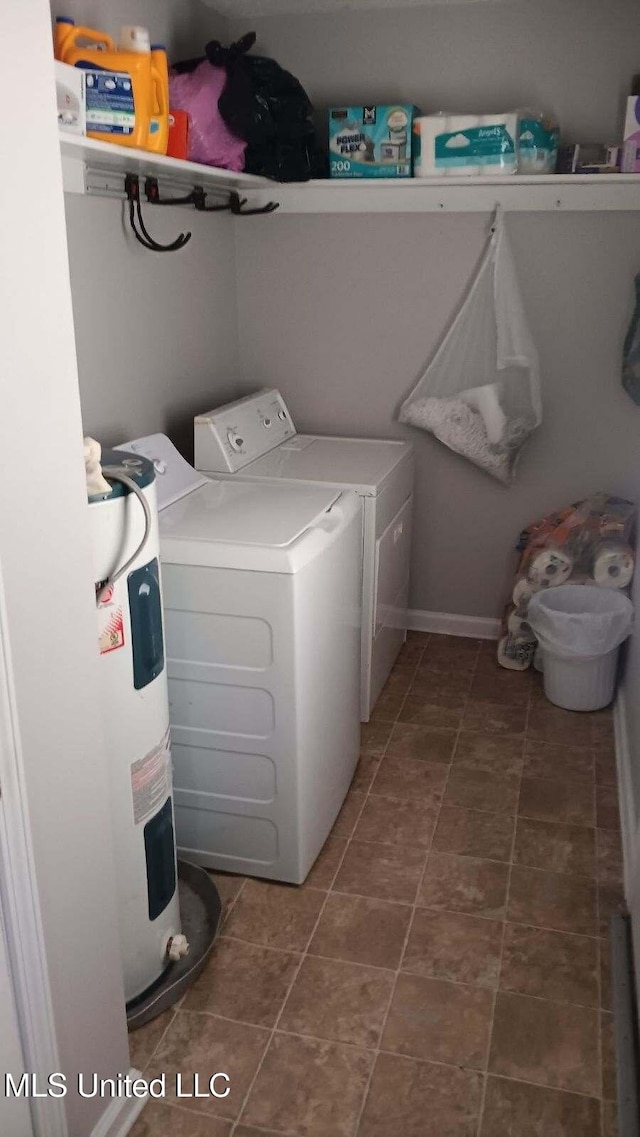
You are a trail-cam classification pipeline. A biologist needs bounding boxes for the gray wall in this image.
[53,0,640,903]
[65,198,239,457]
[56,0,235,458]
[228,0,640,834]
[227,0,640,617]
[50,0,223,62]
[234,211,640,616]
[227,0,639,145]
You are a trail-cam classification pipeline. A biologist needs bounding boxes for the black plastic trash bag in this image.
[204,33,320,182]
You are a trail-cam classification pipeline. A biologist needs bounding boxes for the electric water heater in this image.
[87,445,186,1003]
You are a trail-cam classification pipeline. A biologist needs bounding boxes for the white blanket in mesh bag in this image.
[399,210,541,484]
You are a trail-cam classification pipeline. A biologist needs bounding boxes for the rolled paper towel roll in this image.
[512,575,540,609]
[593,541,634,589]
[497,633,536,671]
[507,606,534,639]
[413,114,447,178]
[527,547,573,587]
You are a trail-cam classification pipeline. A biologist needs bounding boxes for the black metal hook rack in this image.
[125,173,279,253]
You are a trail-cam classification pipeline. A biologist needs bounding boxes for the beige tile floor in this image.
[129,633,624,1137]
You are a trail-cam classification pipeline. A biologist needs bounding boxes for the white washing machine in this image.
[119,433,362,885]
[194,389,414,721]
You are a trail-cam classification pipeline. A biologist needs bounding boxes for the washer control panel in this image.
[194,388,296,473]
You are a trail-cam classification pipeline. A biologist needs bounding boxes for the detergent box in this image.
[328,105,419,178]
[55,61,86,135]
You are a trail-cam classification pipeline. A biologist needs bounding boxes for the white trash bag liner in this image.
[398,209,541,484]
[528,585,633,661]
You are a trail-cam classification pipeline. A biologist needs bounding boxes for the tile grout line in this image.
[358,637,484,1137]
[218,891,606,940]
[442,639,492,1137]
[351,633,433,1137]
[132,1008,182,1078]
[224,646,435,1137]
[230,731,367,1136]
[228,894,333,1133]
[131,875,252,1076]
[204,934,605,1013]
[597,935,605,1137]
[178,876,249,1018]
[475,665,530,1137]
[352,641,432,1134]
[133,639,622,1136]
[594,761,605,1137]
[225,876,248,922]
[279,663,422,1137]
[331,656,613,1131]
[177,953,607,1023]
[404,641,486,1127]
[464,1068,608,1104]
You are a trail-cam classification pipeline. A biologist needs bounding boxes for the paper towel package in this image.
[328,105,419,178]
[413,112,519,177]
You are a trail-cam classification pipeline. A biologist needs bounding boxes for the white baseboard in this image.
[408,608,501,641]
[614,685,636,899]
[89,1070,147,1137]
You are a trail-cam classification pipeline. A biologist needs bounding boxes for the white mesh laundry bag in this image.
[399,210,542,483]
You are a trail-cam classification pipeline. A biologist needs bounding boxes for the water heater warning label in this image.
[98,607,125,654]
[131,730,172,825]
[96,582,125,654]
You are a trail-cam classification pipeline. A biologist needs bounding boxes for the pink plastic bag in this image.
[169,61,246,171]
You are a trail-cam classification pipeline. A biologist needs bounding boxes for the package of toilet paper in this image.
[413,110,558,177]
[398,208,541,483]
[517,112,559,174]
[413,112,519,177]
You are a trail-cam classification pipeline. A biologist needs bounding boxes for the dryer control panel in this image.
[194,388,296,473]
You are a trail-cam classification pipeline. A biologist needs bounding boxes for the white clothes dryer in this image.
[120,433,362,885]
[194,389,414,721]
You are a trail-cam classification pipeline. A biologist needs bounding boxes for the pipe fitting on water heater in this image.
[167,934,189,962]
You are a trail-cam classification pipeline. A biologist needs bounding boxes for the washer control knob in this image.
[227,429,244,452]
[262,417,272,428]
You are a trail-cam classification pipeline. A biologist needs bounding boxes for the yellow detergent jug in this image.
[148,45,170,155]
[54,17,154,150]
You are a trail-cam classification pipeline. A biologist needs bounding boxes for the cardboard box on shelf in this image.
[328,105,419,178]
[557,143,620,174]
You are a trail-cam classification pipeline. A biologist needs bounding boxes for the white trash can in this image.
[528,585,634,711]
